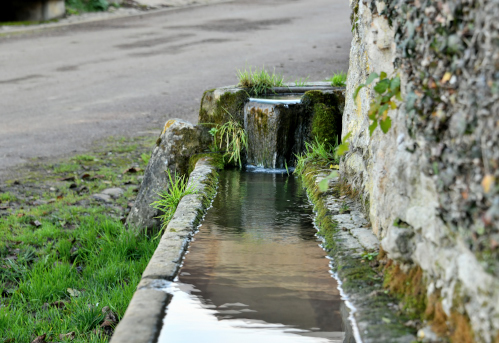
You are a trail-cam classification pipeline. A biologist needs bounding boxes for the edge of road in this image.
[0,0,236,37]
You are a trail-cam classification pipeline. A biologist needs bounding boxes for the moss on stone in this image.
[198,89,249,126]
[188,152,224,175]
[299,166,416,341]
[302,90,343,144]
[383,261,427,320]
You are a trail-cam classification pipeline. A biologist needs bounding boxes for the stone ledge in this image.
[304,171,417,343]
[110,157,219,343]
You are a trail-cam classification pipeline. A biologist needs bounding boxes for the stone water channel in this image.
[155,170,356,343]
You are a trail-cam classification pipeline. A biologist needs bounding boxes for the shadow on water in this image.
[156,170,356,343]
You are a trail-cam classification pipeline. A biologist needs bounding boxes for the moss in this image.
[383,261,427,320]
[302,90,343,144]
[198,89,249,126]
[188,153,224,175]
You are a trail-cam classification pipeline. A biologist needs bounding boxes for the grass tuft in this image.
[208,114,248,168]
[236,65,285,96]
[151,170,196,236]
[326,71,347,87]
[294,138,339,176]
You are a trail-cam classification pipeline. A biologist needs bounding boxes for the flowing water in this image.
[156,170,355,343]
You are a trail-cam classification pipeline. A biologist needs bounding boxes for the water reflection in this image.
[156,171,353,343]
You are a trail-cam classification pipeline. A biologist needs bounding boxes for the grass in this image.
[208,114,248,168]
[294,138,339,176]
[0,135,159,342]
[326,71,347,87]
[151,170,196,236]
[236,66,285,96]
[294,77,310,87]
[65,0,110,14]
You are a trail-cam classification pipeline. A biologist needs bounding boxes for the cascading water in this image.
[243,94,310,169]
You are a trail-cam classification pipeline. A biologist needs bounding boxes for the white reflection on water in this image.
[157,281,344,343]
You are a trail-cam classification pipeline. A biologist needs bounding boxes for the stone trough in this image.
[200,82,345,169]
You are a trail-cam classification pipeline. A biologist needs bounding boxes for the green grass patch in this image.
[326,71,347,87]
[0,134,158,342]
[236,65,285,96]
[65,0,110,14]
[294,138,339,176]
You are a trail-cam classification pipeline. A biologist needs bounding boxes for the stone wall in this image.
[341,0,499,341]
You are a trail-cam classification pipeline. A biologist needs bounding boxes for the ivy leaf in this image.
[389,101,397,109]
[336,142,350,156]
[390,76,401,91]
[369,120,378,136]
[365,72,379,85]
[380,71,387,80]
[378,104,389,119]
[395,90,403,101]
[318,171,339,192]
[343,131,352,141]
[353,84,365,100]
[380,116,392,134]
[374,79,390,94]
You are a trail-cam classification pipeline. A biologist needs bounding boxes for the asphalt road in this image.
[0,0,351,181]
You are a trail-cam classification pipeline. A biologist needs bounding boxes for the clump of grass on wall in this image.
[326,71,347,87]
[294,138,339,176]
[236,66,285,96]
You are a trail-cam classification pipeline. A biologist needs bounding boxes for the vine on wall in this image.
[383,0,499,274]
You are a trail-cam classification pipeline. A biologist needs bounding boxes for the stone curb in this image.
[110,157,219,343]
[306,172,416,343]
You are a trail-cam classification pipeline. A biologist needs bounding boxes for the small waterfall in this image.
[244,95,310,169]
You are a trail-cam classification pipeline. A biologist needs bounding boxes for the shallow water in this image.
[156,171,354,343]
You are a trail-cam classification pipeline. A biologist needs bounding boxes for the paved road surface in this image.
[0,0,351,181]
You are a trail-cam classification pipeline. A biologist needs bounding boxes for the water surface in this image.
[157,171,353,343]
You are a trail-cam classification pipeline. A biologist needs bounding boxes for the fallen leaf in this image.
[441,72,452,84]
[17,213,25,218]
[491,238,498,250]
[31,334,46,343]
[52,300,66,309]
[80,173,91,180]
[482,174,495,193]
[67,288,81,297]
[59,331,76,341]
[123,167,141,174]
[60,176,76,182]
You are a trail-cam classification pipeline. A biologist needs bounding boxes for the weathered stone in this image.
[111,157,219,343]
[101,187,124,198]
[92,193,112,203]
[125,119,212,233]
[381,227,415,263]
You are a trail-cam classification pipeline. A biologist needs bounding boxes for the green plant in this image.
[294,76,310,87]
[151,170,196,236]
[361,251,378,261]
[140,153,151,165]
[339,201,350,214]
[327,71,347,87]
[236,66,285,96]
[208,114,248,168]
[294,138,338,176]
[354,72,402,136]
[65,0,109,12]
